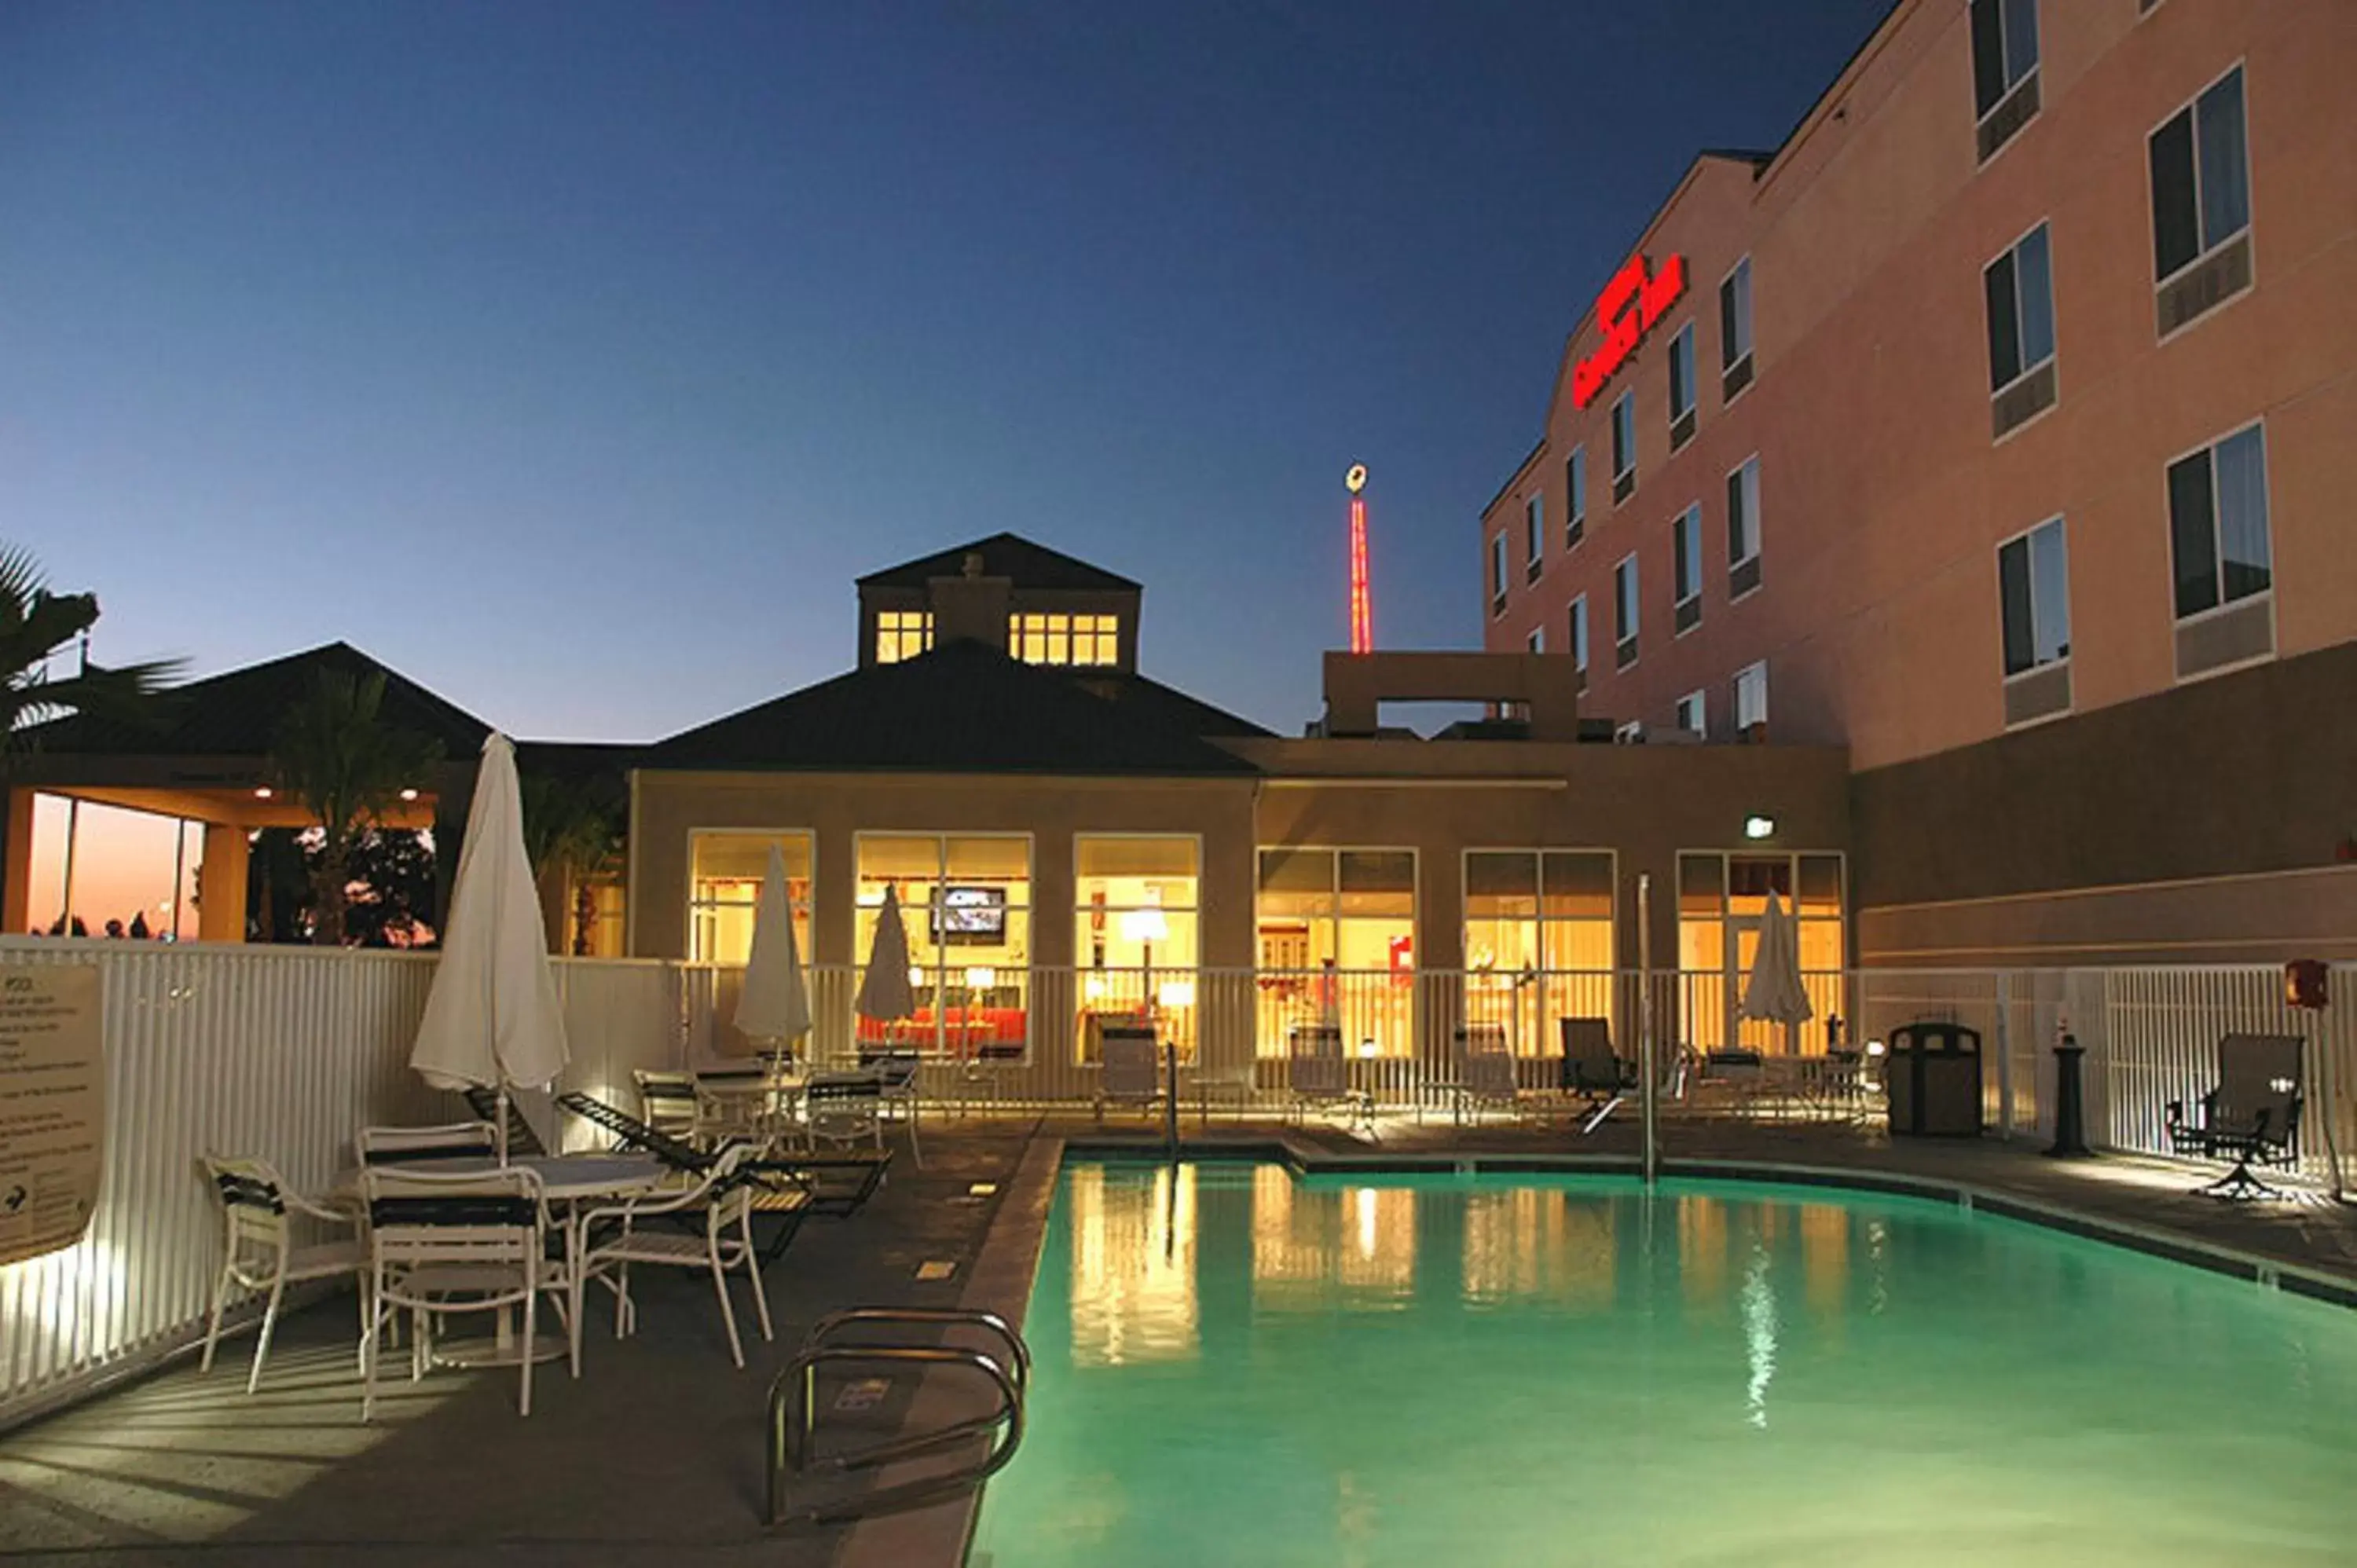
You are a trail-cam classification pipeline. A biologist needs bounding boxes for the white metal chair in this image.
[1287,1023,1374,1136]
[199,1155,368,1394]
[802,1072,885,1153]
[635,1069,704,1144]
[1094,1023,1165,1125]
[361,1164,548,1420]
[1459,1046,1530,1122]
[357,1121,499,1165]
[574,1143,773,1368]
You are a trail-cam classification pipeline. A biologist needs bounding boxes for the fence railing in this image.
[2,940,2350,1426]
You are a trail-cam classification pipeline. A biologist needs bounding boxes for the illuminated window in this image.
[24,793,204,940]
[1254,848,1415,1058]
[856,833,1032,1057]
[1677,851,1845,1051]
[1461,849,1616,1055]
[688,831,813,965]
[1076,837,1200,1061]
[1008,613,1119,666]
[874,610,933,665]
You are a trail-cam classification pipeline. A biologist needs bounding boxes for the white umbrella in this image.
[731,844,812,1057]
[411,733,570,1159]
[1739,890,1814,1053]
[856,885,918,1024]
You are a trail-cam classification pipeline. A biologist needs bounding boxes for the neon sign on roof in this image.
[1570,251,1687,409]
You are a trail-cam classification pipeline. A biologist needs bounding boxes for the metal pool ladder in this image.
[766,1306,1029,1527]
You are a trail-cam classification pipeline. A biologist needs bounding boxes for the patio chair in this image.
[633,1069,703,1144]
[1559,1017,1630,1133]
[2166,1032,2307,1200]
[461,1086,546,1156]
[693,1067,780,1146]
[577,1142,773,1368]
[558,1091,713,1175]
[200,1156,369,1394]
[804,1072,886,1153]
[1286,1024,1374,1138]
[556,1091,846,1258]
[361,1164,548,1420]
[357,1121,500,1165]
[857,1049,926,1169]
[1458,1045,1530,1123]
[1095,1023,1165,1126]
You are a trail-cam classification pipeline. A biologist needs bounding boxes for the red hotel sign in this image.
[1570,251,1687,409]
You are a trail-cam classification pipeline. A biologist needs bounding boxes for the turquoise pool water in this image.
[970,1163,2357,1566]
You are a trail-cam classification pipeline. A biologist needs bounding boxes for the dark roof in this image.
[1074,672,1272,740]
[856,533,1140,593]
[647,641,1259,776]
[31,642,493,759]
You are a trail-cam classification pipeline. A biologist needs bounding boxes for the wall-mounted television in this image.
[933,885,1008,944]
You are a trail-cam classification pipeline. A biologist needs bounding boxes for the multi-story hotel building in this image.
[1480,0,2357,965]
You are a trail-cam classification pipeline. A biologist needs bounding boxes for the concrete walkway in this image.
[4,1115,2352,1566]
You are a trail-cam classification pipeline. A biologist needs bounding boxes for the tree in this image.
[521,771,623,956]
[339,830,438,948]
[268,670,442,946]
[0,543,179,757]
[246,827,315,943]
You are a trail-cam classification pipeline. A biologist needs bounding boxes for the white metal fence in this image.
[2,940,2351,1426]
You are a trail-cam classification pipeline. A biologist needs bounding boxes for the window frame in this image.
[1251,846,1422,1053]
[1457,846,1621,1031]
[687,828,816,967]
[2163,417,2273,631]
[1524,493,1545,583]
[1732,660,1769,734]
[1718,255,1754,399]
[852,830,1036,1058]
[1983,218,2058,397]
[1564,445,1587,548]
[874,609,935,665]
[1668,321,1696,423]
[1996,515,2072,682]
[1611,391,1637,493]
[1970,0,2041,126]
[1675,690,1706,738]
[1726,455,1761,589]
[1671,504,1703,635]
[1568,594,1589,679]
[1490,533,1508,617]
[2146,59,2254,291]
[1072,832,1204,1050]
[1613,552,1640,668]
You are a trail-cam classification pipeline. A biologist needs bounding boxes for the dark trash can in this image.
[1886,1020,1983,1137]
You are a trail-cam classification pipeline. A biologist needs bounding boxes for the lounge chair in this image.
[1286,1024,1374,1138]
[357,1121,500,1164]
[804,1072,887,1153]
[461,1086,547,1156]
[1458,1045,1529,1123]
[2167,1032,2307,1200]
[1094,1023,1165,1126]
[1559,1017,1630,1133]
[633,1069,703,1144]
[200,1155,369,1394]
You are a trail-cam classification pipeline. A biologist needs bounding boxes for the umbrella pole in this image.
[497,1084,510,1167]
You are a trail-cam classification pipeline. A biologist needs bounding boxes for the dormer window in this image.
[875,610,933,664]
[1009,612,1120,666]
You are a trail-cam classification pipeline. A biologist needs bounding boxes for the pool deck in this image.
[2,1116,2353,1566]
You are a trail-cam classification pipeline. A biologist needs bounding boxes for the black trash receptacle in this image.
[1886,1021,1983,1137]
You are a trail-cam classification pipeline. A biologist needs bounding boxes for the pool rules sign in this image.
[0,968,104,1267]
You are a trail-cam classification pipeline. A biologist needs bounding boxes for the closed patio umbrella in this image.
[731,843,812,1061]
[1739,890,1813,1054]
[856,884,918,1030]
[411,733,570,1159]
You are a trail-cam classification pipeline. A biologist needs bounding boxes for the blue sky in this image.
[2,0,1893,741]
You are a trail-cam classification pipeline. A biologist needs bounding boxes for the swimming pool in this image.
[970,1163,2357,1566]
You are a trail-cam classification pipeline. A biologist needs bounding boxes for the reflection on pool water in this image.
[970,1163,2357,1567]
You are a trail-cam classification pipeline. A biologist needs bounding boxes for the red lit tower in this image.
[1345,463,1372,654]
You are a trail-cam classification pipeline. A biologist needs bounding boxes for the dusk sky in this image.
[5,1,1893,742]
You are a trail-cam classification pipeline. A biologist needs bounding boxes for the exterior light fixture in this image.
[253,786,273,800]
[1865,1039,1886,1058]
[399,787,420,802]
[1743,814,1776,840]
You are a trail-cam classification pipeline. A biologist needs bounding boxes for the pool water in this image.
[970,1163,2357,1567]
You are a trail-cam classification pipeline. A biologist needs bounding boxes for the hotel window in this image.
[1611,392,1637,504]
[1970,0,2040,163]
[856,834,1032,1057]
[874,610,933,665]
[1490,533,1508,617]
[1727,456,1762,599]
[1254,848,1417,1058]
[1667,323,1697,450]
[1998,517,2072,726]
[1677,851,1845,1050]
[1076,837,1200,1061]
[1564,446,1587,548]
[1010,612,1118,667]
[1675,690,1705,738]
[1568,595,1589,694]
[2168,422,2273,679]
[1527,627,1543,655]
[1524,493,1545,583]
[688,831,813,966]
[1732,660,1768,736]
[1462,850,1617,1054]
[1719,257,1754,400]
[1985,222,2058,438]
[2150,65,2252,336]
[1613,555,1639,670]
[1672,504,1703,635]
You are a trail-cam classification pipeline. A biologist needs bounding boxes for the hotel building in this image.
[1479,0,2357,965]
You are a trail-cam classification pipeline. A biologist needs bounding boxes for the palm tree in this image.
[0,543,179,756]
[520,772,623,956]
[269,669,443,946]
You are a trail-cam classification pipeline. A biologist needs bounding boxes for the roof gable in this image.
[856,533,1140,592]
